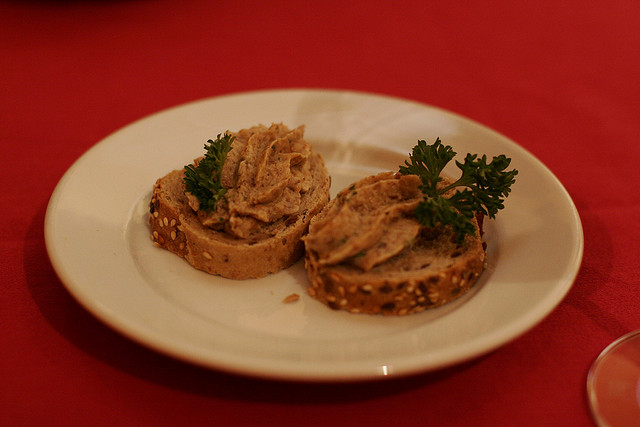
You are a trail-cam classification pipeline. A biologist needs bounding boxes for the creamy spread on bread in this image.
[150,122,331,279]
[304,172,425,272]
[303,172,485,315]
[186,123,313,240]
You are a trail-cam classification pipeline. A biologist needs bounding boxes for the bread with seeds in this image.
[303,136,517,316]
[303,171,486,315]
[150,123,331,279]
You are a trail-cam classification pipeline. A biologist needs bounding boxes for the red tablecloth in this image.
[2,1,639,425]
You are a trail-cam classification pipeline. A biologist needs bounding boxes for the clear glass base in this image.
[587,330,640,426]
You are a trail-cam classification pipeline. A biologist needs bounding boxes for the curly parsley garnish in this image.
[399,138,518,242]
[183,133,234,212]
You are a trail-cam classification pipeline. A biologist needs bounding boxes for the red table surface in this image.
[2,1,639,426]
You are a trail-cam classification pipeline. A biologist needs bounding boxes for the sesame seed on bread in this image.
[149,124,331,279]
[303,172,486,315]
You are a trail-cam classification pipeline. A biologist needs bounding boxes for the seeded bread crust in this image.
[303,174,486,316]
[150,152,330,279]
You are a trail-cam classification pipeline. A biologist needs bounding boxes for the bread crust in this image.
[303,172,486,315]
[150,151,330,279]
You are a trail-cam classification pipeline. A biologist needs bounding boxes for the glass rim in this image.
[587,329,640,426]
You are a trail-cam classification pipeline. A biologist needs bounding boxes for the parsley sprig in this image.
[183,133,234,212]
[399,138,518,242]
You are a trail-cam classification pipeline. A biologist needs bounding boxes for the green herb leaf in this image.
[399,138,518,242]
[183,133,234,212]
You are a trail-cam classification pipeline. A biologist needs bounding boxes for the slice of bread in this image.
[303,171,486,315]
[150,124,331,279]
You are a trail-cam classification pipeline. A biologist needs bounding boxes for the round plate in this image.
[45,89,583,381]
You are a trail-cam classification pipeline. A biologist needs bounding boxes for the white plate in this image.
[45,89,583,381]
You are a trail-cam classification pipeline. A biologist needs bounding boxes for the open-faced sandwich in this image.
[303,138,517,315]
[149,123,331,279]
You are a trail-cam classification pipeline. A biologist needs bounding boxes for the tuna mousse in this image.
[150,123,331,279]
[303,138,517,315]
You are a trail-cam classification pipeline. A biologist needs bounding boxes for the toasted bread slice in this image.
[303,172,485,315]
[150,124,331,279]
